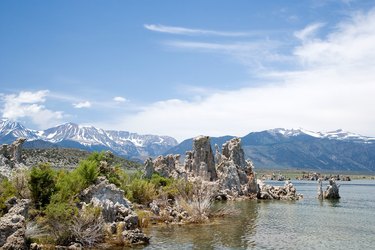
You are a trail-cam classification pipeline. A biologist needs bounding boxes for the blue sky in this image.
[1,0,375,141]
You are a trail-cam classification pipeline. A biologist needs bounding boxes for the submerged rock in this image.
[0,198,30,250]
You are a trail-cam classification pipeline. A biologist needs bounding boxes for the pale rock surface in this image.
[257,180,303,200]
[0,198,30,250]
[0,138,26,178]
[216,138,257,197]
[79,177,149,245]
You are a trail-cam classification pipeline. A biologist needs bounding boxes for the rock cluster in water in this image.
[0,198,30,249]
[145,136,258,199]
[318,178,340,199]
[257,180,303,200]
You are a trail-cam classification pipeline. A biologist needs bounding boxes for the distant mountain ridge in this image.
[167,128,375,173]
[0,119,178,159]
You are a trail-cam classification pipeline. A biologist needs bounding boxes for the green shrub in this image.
[127,179,156,205]
[75,159,99,187]
[29,163,56,209]
[50,170,83,204]
[150,173,173,188]
[11,168,31,199]
[44,201,78,245]
[0,178,16,215]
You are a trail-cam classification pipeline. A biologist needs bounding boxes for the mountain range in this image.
[166,128,375,173]
[0,119,178,160]
[1,119,375,172]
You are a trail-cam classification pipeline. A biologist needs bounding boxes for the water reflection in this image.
[137,180,375,249]
[143,201,259,249]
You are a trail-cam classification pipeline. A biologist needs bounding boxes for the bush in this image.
[44,201,78,245]
[75,159,99,187]
[70,205,104,247]
[150,173,173,188]
[0,178,16,215]
[29,163,56,209]
[11,168,31,199]
[127,179,156,205]
[50,170,83,204]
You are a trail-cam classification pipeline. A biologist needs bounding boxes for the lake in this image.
[139,180,375,249]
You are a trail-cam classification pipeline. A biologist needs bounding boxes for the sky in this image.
[1,0,375,141]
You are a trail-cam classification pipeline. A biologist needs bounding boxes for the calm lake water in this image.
[139,180,375,250]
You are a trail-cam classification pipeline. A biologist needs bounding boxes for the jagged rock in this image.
[143,157,154,179]
[79,177,133,223]
[323,178,340,199]
[0,198,30,250]
[0,138,26,178]
[152,154,184,179]
[78,177,149,245]
[190,136,217,181]
[222,138,246,168]
[257,180,303,200]
[216,138,257,197]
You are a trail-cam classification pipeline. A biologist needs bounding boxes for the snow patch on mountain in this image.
[0,119,178,158]
[268,128,375,143]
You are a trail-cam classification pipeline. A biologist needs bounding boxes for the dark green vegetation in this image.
[167,131,375,172]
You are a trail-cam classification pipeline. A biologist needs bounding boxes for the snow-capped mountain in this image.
[0,119,178,159]
[0,119,39,143]
[167,128,375,172]
[268,128,375,143]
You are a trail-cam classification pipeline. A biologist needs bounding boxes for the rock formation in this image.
[0,138,26,178]
[216,138,257,197]
[257,180,303,200]
[143,158,154,179]
[79,177,149,245]
[320,178,340,199]
[144,136,258,199]
[0,198,30,250]
[188,136,217,181]
[152,154,185,179]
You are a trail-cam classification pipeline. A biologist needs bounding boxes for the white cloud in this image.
[294,22,325,41]
[165,40,288,71]
[1,90,64,128]
[144,24,251,37]
[113,96,128,103]
[73,101,91,109]
[115,9,375,141]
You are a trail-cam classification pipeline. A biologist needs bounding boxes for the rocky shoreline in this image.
[0,136,318,249]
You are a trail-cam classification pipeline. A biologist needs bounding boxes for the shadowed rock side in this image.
[0,198,30,250]
[318,178,340,199]
[144,136,258,199]
[0,138,26,178]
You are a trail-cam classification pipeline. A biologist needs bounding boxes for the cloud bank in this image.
[120,9,375,141]
[1,90,63,129]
